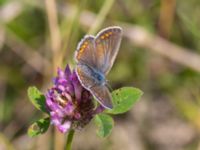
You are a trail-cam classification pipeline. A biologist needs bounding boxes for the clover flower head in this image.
[45,65,104,133]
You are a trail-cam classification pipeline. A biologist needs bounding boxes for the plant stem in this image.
[45,0,61,74]
[88,0,115,34]
[65,129,75,150]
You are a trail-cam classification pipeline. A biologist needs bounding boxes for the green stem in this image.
[88,0,115,34]
[65,129,75,150]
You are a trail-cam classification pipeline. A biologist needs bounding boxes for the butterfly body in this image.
[75,26,122,109]
[91,68,105,85]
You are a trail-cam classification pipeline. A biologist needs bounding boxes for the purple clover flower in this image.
[45,65,104,133]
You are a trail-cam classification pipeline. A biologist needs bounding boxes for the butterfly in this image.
[75,26,122,109]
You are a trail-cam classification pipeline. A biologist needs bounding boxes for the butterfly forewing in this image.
[75,35,97,68]
[95,27,122,75]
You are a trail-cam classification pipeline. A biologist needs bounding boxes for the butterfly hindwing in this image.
[76,65,113,109]
[90,85,113,109]
[76,64,96,89]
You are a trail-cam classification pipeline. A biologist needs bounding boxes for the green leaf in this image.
[107,87,143,114]
[28,117,50,137]
[94,114,114,138]
[27,86,47,113]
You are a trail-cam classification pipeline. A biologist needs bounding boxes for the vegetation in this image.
[1,0,200,149]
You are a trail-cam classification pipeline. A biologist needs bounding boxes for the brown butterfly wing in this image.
[76,64,96,89]
[95,27,122,74]
[75,27,122,109]
[76,64,113,109]
[75,35,97,68]
[90,85,113,109]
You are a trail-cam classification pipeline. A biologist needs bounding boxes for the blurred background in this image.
[1,0,200,150]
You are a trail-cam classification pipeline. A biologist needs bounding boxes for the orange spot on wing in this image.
[82,44,86,48]
[77,68,84,79]
[77,42,89,59]
[105,33,109,37]
[80,48,84,53]
[101,35,105,39]
[77,67,81,74]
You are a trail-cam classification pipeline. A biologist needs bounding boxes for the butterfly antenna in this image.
[106,80,122,102]
[106,80,113,91]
